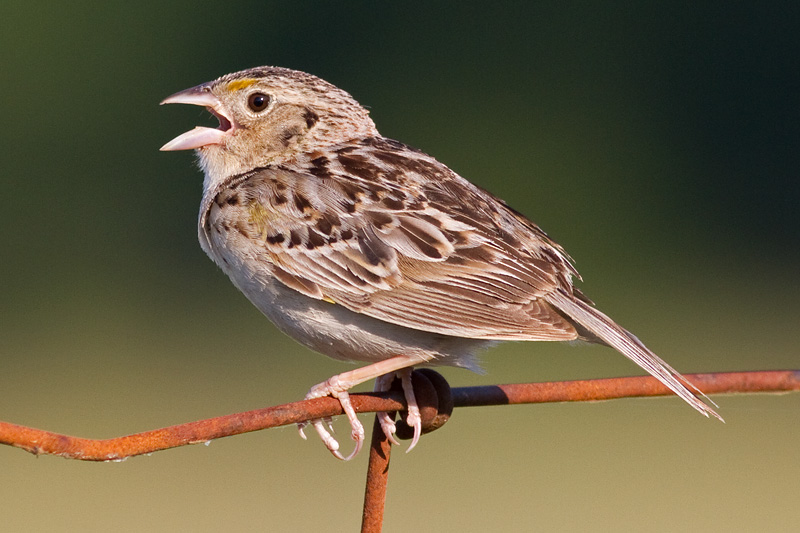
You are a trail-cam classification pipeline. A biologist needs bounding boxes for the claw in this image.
[404,411,422,453]
[398,369,422,453]
[344,432,363,460]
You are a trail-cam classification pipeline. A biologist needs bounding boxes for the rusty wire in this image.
[361,415,392,533]
[0,370,797,462]
[1,370,798,533]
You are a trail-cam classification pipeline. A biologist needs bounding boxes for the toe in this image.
[377,412,401,446]
[405,409,422,453]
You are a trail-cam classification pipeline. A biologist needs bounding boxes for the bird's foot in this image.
[298,376,364,461]
[374,368,422,452]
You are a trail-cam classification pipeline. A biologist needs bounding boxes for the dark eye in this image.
[247,93,271,112]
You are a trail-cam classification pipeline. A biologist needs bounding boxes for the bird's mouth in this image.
[160,84,238,151]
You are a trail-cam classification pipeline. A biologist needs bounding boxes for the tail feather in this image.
[547,290,723,422]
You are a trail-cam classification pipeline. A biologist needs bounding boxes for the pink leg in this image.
[298,354,424,460]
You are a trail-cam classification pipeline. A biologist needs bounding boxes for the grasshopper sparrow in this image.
[161,66,721,460]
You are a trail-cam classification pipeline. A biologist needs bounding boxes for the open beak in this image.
[160,84,238,151]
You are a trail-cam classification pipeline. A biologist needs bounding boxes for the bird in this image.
[160,66,721,460]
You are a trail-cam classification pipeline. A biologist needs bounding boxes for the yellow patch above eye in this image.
[227,78,258,92]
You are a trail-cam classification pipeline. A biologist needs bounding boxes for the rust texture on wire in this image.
[0,370,798,462]
[361,415,392,533]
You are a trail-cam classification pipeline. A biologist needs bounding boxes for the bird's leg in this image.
[298,354,423,460]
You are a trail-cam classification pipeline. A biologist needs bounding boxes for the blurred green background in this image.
[1,2,798,531]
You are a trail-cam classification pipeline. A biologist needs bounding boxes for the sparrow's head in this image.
[161,66,377,188]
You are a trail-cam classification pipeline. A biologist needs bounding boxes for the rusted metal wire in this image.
[361,415,392,533]
[1,370,797,462]
[452,370,800,407]
[0,394,403,461]
[2,370,798,532]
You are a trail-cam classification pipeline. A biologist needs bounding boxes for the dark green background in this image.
[2,2,797,531]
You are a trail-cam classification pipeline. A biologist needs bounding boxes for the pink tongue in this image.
[160,126,228,151]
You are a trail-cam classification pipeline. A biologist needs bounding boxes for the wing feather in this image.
[208,143,581,341]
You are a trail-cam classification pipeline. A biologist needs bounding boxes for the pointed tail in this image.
[547,290,723,421]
